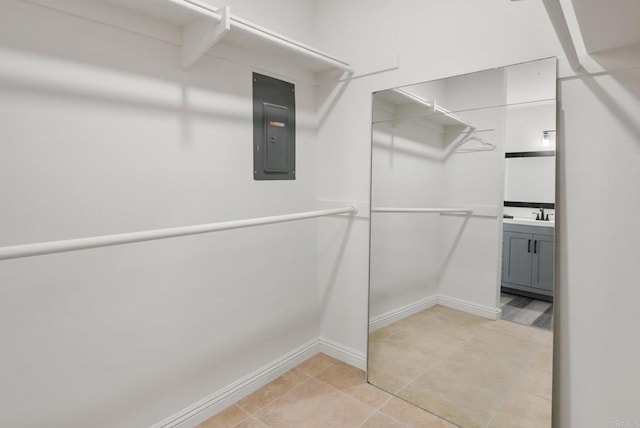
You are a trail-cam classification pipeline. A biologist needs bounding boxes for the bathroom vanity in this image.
[501,219,555,300]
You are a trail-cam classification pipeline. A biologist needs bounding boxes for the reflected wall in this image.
[367,58,557,427]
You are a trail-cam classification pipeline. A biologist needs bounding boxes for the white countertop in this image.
[503,218,555,227]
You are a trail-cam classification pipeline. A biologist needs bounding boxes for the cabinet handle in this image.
[528,239,531,253]
[534,240,538,254]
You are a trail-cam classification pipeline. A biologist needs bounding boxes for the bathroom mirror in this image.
[367,58,556,427]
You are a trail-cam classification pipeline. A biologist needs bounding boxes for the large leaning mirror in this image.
[367,58,556,427]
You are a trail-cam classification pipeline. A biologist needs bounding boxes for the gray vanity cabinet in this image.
[502,223,554,299]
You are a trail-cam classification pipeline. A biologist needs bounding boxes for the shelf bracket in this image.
[180,5,231,70]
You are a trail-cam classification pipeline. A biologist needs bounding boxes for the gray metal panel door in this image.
[503,231,533,287]
[532,234,555,291]
[253,73,295,180]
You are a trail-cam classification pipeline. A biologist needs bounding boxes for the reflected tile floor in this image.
[368,305,553,428]
[198,353,455,428]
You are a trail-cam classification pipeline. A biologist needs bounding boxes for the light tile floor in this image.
[198,353,455,428]
[368,305,553,428]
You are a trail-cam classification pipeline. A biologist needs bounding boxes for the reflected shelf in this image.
[371,97,556,125]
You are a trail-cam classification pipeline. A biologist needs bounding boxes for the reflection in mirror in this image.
[367,58,556,427]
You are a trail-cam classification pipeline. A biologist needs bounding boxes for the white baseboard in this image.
[317,337,367,370]
[369,294,501,334]
[437,294,502,320]
[152,337,366,428]
[368,295,438,332]
[153,295,498,428]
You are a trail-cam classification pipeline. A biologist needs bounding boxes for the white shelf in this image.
[373,87,497,155]
[108,0,353,73]
[375,88,473,128]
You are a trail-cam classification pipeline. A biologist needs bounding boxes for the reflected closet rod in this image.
[391,88,475,129]
[0,206,358,261]
[371,208,473,214]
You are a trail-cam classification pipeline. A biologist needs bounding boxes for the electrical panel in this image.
[253,73,295,180]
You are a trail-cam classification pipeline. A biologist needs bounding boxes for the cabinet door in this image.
[503,231,533,287]
[532,234,555,291]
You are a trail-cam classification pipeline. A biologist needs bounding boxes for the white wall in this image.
[505,103,557,152]
[504,156,556,203]
[438,70,507,309]
[0,0,323,427]
[556,56,640,427]
[2,1,639,427]
[314,1,640,427]
[503,103,557,209]
[369,66,511,316]
[369,100,444,318]
[314,0,561,355]
[503,67,557,219]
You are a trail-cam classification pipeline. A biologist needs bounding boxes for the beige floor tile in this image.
[440,321,489,341]
[402,313,467,334]
[368,341,441,384]
[408,327,470,357]
[396,385,490,428]
[315,360,366,390]
[530,346,554,374]
[362,411,407,427]
[435,347,527,387]
[488,389,551,428]
[380,396,460,427]
[389,309,441,330]
[236,368,308,413]
[366,367,408,394]
[429,306,491,326]
[516,368,553,400]
[343,382,392,408]
[368,329,388,345]
[198,405,249,428]
[369,322,406,342]
[410,363,513,417]
[402,312,491,343]
[295,353,338,377]
[204,305,554,428]
[379,328,464,360]
[482,319,552,346]
[231,417,266,428]
[368,340,408,365]
[367,361,433,388]
[254,377,375,428]
[367,305,555,428]
[469,329,544,365]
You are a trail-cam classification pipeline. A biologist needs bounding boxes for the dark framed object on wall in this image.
[253,72,296,180]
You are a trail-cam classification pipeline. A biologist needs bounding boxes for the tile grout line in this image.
[478,322,552,347]
[357,394,408,428]
[245,371,320,424]
[372,306,551,428]
[235,368,313,415]
[234,356,342,426]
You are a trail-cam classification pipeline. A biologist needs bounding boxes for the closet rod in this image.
[391,88,474,129]
[230,17,354,73]
[372,208,473,214]
[0,206,358,261]
[170,0,354,73]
